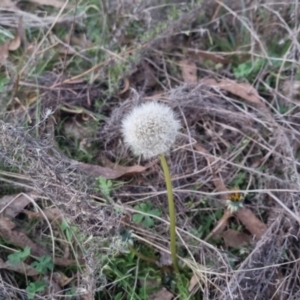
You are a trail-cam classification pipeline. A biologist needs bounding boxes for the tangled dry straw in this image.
[100,84,300,299]
[0,121,118,298]
[1,80,300,298]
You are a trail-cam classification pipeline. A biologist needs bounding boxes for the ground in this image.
[0,0,300,299]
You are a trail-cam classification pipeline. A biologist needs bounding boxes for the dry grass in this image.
[1,0,300,299]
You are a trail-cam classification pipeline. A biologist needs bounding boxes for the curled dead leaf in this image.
[222,229,252,248]
[0,18,23,65]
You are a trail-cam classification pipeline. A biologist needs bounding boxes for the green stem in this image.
[129,246,158,265]
[159,154,179,272]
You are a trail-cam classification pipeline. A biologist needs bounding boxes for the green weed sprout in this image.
[121,101,181,272]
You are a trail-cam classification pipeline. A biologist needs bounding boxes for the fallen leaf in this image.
[0,216,48,257]
[201,78,267,109]
[0,216,84,268]
[149,287,173,300]
[28,0,67,8]
[0,193,32,218]
[222,229,252,248]
[179,59,198,83]
[77,161,149,179]
[0,257,39,276]
[43,206,63,222]
[188,273,201,292]
[235,208,267,239]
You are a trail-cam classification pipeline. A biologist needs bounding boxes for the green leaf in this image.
[143,216,154,228]
[148,208,162,217]
[231,172,246,186]
[8,246,31,265]
[26,281,47,300]
[31,256,53,274]
[132,213,144,224]
[97,177,113,197]
[60,219,69,231]
[115,292,124,300]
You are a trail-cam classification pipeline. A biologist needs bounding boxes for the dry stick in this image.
[159,154,179,273]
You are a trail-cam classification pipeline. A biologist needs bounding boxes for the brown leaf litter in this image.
[0,193,33,218]
[200,78,268,110]
[194,142,267,241]
[0,216,48,257]
[222,229,252,248]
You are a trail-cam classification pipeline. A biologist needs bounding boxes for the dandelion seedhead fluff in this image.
[121,101,181,159]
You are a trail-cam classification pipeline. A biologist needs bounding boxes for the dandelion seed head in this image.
[121,101,181,159]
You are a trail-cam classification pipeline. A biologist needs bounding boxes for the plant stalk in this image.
[159,154,179,272]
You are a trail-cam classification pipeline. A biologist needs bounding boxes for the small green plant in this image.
[132,202,162,228]
[26,281,47,300]
[31,255,54,274]
[230,172,247,187]
[8,246,30,265]
[60,219,81,243]
[100,245,160,299]
[233,59,264,80]
[96,177,113,198]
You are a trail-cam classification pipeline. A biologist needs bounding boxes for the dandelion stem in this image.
[159,154,179,272]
